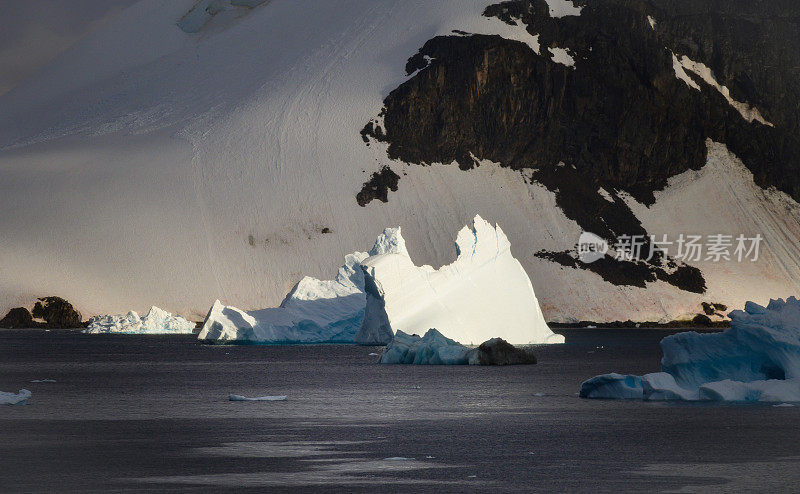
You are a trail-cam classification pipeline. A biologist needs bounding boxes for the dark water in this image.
[1,328,799,493]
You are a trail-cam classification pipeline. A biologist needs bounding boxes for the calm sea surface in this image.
[1,328,798,493]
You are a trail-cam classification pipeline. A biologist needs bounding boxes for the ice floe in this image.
[581,297,800,402]
[229,394,287,401]
[1,389,31,405]
[84,306,196,334]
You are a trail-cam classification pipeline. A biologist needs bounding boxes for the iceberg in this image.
[84,306,196,334]
[198,228,407,343]
[581,297,800,402]
[379,329,473,365]
[379,329,538,365]
[357,215,564,346]
[1,389,31,405]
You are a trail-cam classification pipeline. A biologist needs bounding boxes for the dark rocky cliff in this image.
[359,0,799,293]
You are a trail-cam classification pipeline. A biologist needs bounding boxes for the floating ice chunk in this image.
[358,215,564,346]
[85,306,195,334]
[1,389,31,405]
[647,16,656,29]
[379,329,538,365]
[199,228,407,344]
[229,394,287,401]
[380,330,471,365]
[581,297,800,402]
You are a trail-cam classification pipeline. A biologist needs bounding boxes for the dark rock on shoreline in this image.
[0,308,35,329]
[468,338,538,365]
[32,297,84,328]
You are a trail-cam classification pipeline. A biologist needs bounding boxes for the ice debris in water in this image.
[1,389,31,405]
[581,297,800,402]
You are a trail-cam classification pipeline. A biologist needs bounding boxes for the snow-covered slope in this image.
[1,0,799,323]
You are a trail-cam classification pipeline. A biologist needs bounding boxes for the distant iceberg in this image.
[84,306,196,334]
[357,215,564,346]
[1,389,31,405]
[198,228,407,343]
[581,297,800,402]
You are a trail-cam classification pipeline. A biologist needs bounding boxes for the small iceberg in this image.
[379,329,537,365]
[581,297,800,403]
[229,394,287,401]
[1,389,31,405]
[84,306,195,334]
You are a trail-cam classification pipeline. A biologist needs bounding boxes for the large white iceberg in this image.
[84,306,196,334]
[198,228,407,343]
[581,297,800,402]
[356,215,564,346]
[1,389,31,405]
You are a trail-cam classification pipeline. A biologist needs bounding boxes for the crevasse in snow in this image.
[357,215,564,346]
[581,297,800,402]
[84,306,196,334]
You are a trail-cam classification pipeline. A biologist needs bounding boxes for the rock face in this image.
[361,0,800,292]
[0,308,34,329]
[468,338,538,366]
[32,297,83,328]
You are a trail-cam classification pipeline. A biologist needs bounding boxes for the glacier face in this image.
[198,227,407,343]
[84,306,196,334]
[581,297,800,402]
[359,215,564,345]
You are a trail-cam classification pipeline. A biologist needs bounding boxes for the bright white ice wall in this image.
[359,215,564,345]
